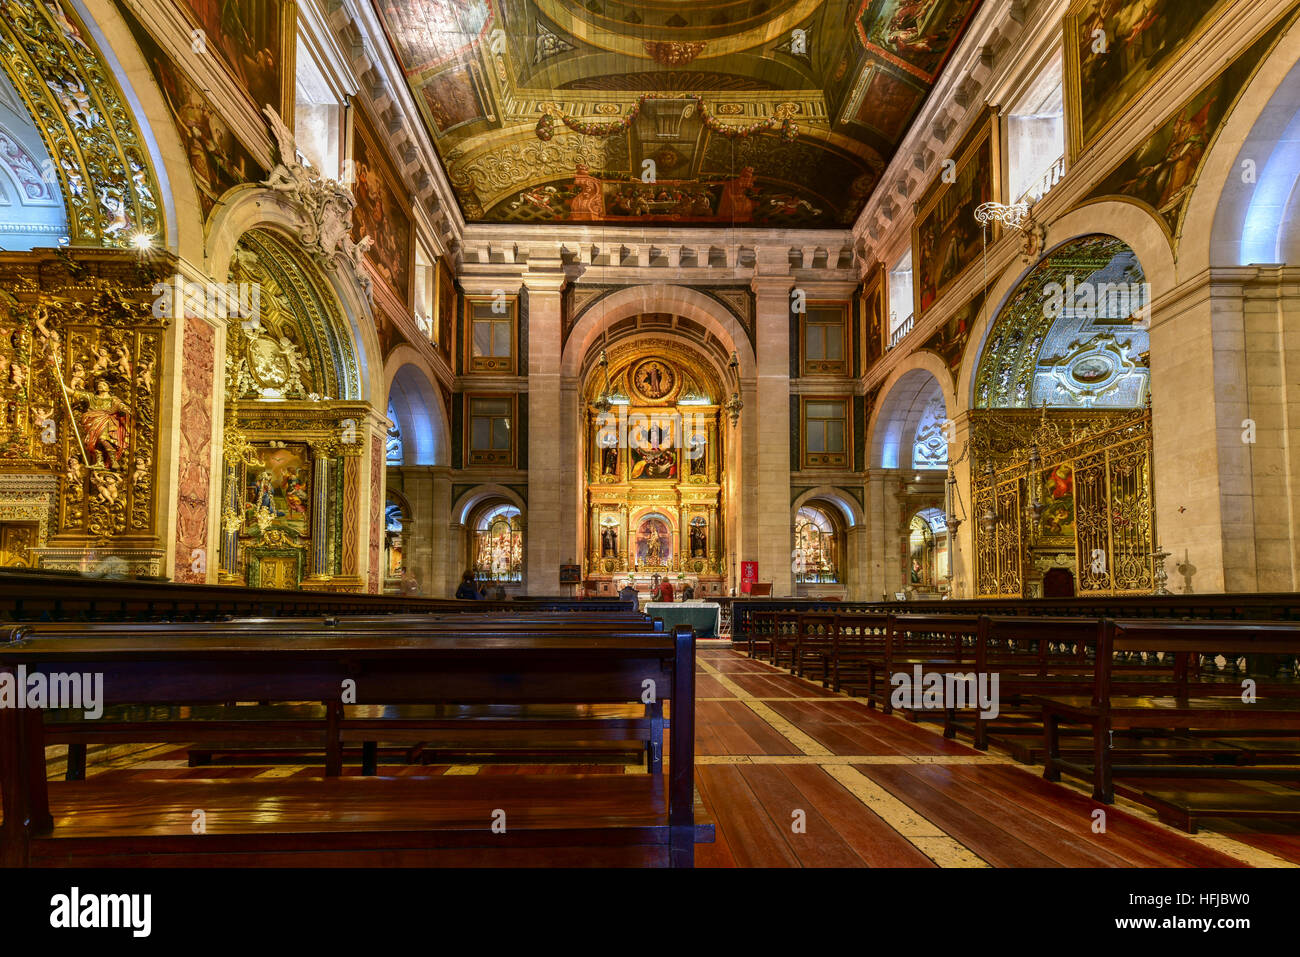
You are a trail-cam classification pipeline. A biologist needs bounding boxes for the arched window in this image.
[794,506,838,584]
[474,504,523,582]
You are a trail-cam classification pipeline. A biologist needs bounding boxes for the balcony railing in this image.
[1016,155,1066,207]
[887,313,915,351]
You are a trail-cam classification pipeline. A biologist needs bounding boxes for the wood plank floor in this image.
[24,646,1300,867]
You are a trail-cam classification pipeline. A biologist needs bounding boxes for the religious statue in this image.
[601,525,618,558]
[646,531,663,565]
[690,522,707,558]
[74,380,130,470]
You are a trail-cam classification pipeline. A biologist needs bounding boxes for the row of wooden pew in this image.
[746,610,1300,833]
[0,609,712,867]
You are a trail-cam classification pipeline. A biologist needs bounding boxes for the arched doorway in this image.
[470,502,524,595]
[969,234,1154,598]
[579,332,729,599]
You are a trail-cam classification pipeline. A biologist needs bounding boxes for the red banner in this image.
[740,561,758,594]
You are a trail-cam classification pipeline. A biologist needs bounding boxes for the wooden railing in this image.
[0,570,634,621]
[730,594,1300,644]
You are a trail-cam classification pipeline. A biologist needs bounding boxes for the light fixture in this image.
[725,351,743,426]
[592,348,613,414]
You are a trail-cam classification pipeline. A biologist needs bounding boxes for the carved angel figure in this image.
[74,379,130,470]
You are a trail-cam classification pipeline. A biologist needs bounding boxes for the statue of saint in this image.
[74,380,130,470]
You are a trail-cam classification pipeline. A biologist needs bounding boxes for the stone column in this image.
[752,259,795,596]
[429,465,453,596]
[522,262,568,595]
[308,440,334,577]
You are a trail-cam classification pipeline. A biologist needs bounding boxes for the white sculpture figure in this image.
[262,106,373,300]
[278,335,307,397]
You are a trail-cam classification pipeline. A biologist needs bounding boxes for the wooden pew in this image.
[1038,619,1300,825]
[32,617,668,776]
[827,613,892,693]
[0,626,712,867]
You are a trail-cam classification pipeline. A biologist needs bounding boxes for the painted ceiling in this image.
[373,0,985,228]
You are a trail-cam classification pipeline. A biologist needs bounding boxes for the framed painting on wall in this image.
[244,442,312,537]
[349,105,414,309]
[175,0,295,120]
[861,264,886,371]
[1063,0,1225,161]
[913,112,999,318]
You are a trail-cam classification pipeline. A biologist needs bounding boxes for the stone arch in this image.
[453,483,527,527]
[210,194,381,403]
[561,283,756,379]
[968,234,1151,411]
[1182,14,1300,271]
[869,356,953,470]
[0,0,169,249]
[956,204,1175,409]
[68,0,205,259]
[792,486,864,528]
[384,349,450,467]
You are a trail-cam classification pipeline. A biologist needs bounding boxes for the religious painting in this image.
[1084,15,1291,239]
[913,114,998,316]
[1040,463,1076,543]
[1065,0,1224,160]
[177,0,289,115]
[862,265,886,370]
[558,563,581,585]
[119,6,264,219]
[921,281,992,383]
[243,443,312,537]
[422,66,487,134]
[851,64,926,141]
[629,358,677,403]
[377,0,490,73]
[634,516,673,567]
[631,436,678,481]
[436,260,455,365]
[855,0,983,82]
[350,107,413,307]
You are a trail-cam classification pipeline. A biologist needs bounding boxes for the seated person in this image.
[650,578,674,603]
[455,570,483,600]
[680,581,695,601]
[618,580,638,604]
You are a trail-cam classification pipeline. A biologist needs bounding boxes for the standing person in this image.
[455,570,482,600]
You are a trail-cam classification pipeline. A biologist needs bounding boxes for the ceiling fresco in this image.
[373,0,985,227]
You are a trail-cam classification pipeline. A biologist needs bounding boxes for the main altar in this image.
[581,342,728,599]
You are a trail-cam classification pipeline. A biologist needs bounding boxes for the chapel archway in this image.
[580,332,730,599]
[968,234,1154,598]
[217,227,382,592]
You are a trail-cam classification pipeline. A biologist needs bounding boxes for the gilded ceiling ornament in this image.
[643,41,708,66]
[261,106,373,302]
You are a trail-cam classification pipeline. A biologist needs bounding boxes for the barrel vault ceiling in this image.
[373,0,985,228]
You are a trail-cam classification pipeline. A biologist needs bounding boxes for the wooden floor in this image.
[29,646,1300,867]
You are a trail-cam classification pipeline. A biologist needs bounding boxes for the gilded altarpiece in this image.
[218,230,379,592]
[583,343,726,596]
[971,408,1154,598]
[0,252,167,573]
